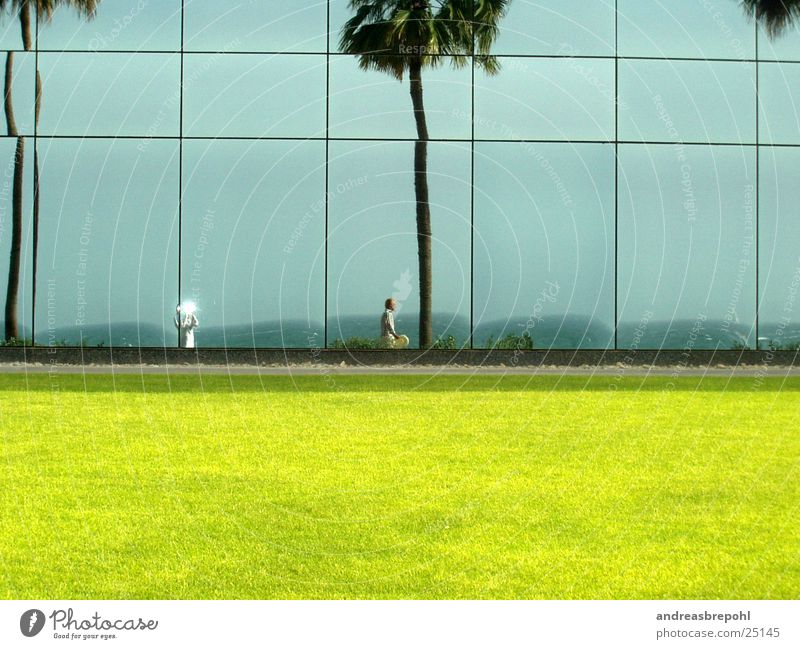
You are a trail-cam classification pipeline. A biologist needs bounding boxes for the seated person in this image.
[380,298,408,349]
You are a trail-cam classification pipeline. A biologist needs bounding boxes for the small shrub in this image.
[0,337,32,347]
[331,337,379,350]
[760,340,800,351]
[485,332,533,350]
[432,335,457,350]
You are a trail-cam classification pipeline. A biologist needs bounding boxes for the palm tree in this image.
[742,0,800,36]
[340,0,508,348]
[1,0,98,341]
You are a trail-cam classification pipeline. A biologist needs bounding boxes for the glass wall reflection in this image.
[759,63,800,145]
[329,55,471,139]
[183,54,326,138]
[181,139,325,348]
[618,0,755,59]
[475,57,615,141]
[474,143,615,349]
[494,0,615,56]
[34,139,179,346]
[38,0,182,52]
[327,141,471,348]
[619,60,756,144]
[758,22,800,61]
[38,53,181,136]
[617,144,757,350]
[758,147,800,350]
[186,0,327,53]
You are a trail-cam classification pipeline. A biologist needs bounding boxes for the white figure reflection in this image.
[175,303,199,349]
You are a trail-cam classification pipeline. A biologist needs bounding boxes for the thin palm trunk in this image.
[3,2,31,341]
[3,48,23,341]
[409,58,432,349]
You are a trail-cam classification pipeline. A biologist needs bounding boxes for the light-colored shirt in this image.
[380,309,396,338]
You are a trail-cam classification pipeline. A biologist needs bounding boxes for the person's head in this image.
[385,298,396,311]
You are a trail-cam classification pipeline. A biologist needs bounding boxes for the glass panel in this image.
[35,139,179,347]
[619,60,756,144]
[0,12,23,51]
[618,0,756,59]
[475,57,615,141]
[494,0,615,56]
[329,55,471,139]
[758,22,800,62]
[473,142,615,349]
[328,141,471,348]
[759,62,800,145]
[329,0,356,49]
[758,147,800,350]
[38,0,182,52]
[183,54,326,138]
[181,140,325,348]
[618,144,757,350]
[38,53,181,136]
[0,138,33,342]
[186,0,327,53]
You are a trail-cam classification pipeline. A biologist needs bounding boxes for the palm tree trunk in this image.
[409,58,433,349]
[4,49,23,341]
[20,2,32,51]
[3,3,32,342]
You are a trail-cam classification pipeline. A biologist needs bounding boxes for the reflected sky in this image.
[619,60,756,143]
[618,144,757,348]
[475,58,616,141]
[328,141,471,323]
[0,1,800,349]
[35,139,179,343]
[38,53,181,136]
[759,147,800,334]
[494,0,615,56]
[183,54,326,138]
[39,0,181,51]
[618,0,755,59]
[474,142,615,346]
[181,139,325,333]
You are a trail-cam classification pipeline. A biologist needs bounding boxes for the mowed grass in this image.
[1,372,799,599]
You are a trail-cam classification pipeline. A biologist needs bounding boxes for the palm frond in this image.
[0,0,97,22]
[742,0,800,37]
[38,0,99,22]
[339,0,508,79]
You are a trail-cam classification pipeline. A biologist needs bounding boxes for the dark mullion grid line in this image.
[755,17,760,349]
[31,5,39,345]
[324,0,330,349]
[469,2,475,350]
[614,0,618,351]
[29,135,786,147]
[177,0,185,347]
[27,47,800,66]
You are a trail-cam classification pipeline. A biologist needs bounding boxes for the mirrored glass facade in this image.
[0,1,798,350]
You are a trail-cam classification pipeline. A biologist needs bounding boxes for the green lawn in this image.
[1,372,798,599]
